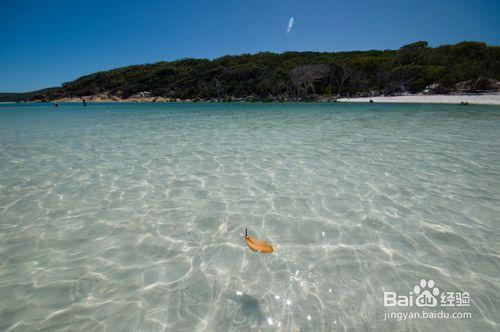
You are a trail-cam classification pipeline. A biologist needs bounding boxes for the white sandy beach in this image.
[338,93,500,105]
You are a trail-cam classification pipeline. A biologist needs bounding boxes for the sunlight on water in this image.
[0,102,499,331]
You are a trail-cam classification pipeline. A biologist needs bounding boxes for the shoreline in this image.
[3,93,500,105]
[338,93,500,105]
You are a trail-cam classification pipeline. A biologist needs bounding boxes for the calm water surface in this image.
[0,102,499,331]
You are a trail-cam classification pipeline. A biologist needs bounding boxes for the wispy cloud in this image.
[287,17,294,35]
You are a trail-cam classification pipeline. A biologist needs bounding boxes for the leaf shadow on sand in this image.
[229,293,264,326]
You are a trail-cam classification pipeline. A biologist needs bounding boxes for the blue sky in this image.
[1,0,499,92]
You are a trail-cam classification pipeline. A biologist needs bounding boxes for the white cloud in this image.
[287,17,294,35]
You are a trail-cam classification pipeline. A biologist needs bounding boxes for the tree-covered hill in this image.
[2,41,500,102]
[0,88,59,102]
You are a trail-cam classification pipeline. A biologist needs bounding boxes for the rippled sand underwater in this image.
[0,102,499,331]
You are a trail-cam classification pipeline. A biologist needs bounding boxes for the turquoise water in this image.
[0,102,499,331]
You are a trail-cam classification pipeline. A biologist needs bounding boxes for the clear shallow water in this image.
[0,102,499,331]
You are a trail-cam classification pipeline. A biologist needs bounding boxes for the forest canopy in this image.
[2,41,500,102]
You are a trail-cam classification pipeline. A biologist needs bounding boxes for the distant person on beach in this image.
[369,99,374,103]
[82,99,87,106]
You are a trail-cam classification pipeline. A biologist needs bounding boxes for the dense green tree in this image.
[1,41,499,102]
